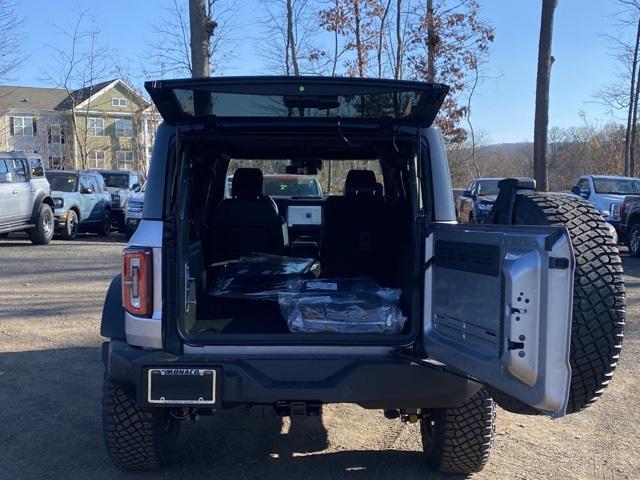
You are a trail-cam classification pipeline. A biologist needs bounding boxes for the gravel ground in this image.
[0,232,638,480]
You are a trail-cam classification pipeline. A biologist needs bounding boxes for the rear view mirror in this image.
[132,183,141,192]
[0,172,13,183]
[570,186,581,196]
[80,187,92,194]
[462,189,473,198]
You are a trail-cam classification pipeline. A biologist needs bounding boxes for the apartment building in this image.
[0,79,159,172]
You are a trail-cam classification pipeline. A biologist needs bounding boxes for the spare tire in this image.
[511,192,626,414]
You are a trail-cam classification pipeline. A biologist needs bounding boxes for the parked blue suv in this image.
[47,170,112,239]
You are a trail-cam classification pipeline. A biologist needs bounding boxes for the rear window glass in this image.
[101,173,129,189]
[49,174,77,192]
[174,90,420,120]
[30,158,44,177]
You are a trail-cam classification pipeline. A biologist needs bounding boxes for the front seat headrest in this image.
[232,168,263,199]
[344,170,382,197]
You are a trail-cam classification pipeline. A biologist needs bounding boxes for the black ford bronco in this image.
[100,77,625,474]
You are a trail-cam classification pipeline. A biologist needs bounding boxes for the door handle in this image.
[12,190,17,194]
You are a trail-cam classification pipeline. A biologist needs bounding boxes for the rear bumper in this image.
[104,340,480,410]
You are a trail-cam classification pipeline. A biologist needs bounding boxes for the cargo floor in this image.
[192,297,289,334]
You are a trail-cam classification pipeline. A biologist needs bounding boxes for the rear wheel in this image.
[97,210,111,237]
[628,223,640,257]
[421,389,496,474]
[60,210,79,240]
[102,375,179,470]
[512,192,625,413]
[28,204,54,245]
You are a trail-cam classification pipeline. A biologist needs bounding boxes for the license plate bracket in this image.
[147,368,217,405]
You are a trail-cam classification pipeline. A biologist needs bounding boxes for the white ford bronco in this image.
[100,77,625,474]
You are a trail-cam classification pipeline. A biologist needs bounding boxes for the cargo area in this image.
[171,131,422,343]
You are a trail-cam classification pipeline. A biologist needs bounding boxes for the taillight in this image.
[122,248,153,317]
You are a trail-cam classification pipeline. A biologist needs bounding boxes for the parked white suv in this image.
[0,153,55,244]
[571,175,640,235]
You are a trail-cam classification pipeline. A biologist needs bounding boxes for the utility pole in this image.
[533,0,558,192]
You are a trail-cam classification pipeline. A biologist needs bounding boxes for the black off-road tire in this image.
[28,204,54,245]
[60,209,79,240]
[628,223,640,257]
[97,210,111,237]
[421,389,496,474]
[512,192,626,414]
[102,376,179,470]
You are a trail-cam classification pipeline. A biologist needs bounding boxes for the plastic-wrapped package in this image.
[209,253,319,300]
[279,278,406,333]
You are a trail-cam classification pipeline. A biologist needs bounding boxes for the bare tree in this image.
[409,0,495,142]
[44,9,112,169]
[145,0,236,77]
[0,1,23,81]
[533,0,558,192]
[259,0,320,75]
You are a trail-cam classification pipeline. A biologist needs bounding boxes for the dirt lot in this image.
[0,232,638,480]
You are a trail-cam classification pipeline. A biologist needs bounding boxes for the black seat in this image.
[322,170,392,280]
[212,168,288,260]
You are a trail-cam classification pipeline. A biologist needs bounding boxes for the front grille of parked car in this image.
[128,201,143,213]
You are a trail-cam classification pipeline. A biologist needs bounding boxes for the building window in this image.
[115,118,133,137]
[112,98,127,107]
[88,150,106,169]
[116,150,134,170]
[87,117,104,137]
[48,125,65,144]
[48,156,64,169]
[10,116,36,136]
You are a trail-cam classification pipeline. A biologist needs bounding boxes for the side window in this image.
[79,175,94,193]
[0,159,8,177]
[12,159,28,182]
[90,176,101,193]
[29,158,44,177]
[578,178,590,192]
[129,174,138,188]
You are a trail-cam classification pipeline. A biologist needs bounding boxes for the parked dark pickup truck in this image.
[456,177,536,223]
[620,195,640,255]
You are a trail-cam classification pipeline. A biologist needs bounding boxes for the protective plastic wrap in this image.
[279,278,406,333]
[209,253,319,300]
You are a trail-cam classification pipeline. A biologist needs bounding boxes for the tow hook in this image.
[170,407,199,422]
[385,408,422,423]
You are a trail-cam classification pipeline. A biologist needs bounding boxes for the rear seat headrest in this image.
[232,168,263,199]
[344,170,383,197]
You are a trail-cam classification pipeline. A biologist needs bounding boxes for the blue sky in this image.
[11,0,626,143]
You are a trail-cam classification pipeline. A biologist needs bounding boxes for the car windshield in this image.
[593,178,640,195]
[102,173,129,189]
[263,176,321,197]
[477,180,500,196]
[49,174,77,192]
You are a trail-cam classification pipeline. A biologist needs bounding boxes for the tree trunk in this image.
[287,0,300,75]
[394,0,402,79]
[353,0,364,77]
[533,0,558,192]
[332,0,339,76]
[426,0,436,82]
[189,0,211,77]
[377,0,392,78]
[625,17,640,176]
[631,54,640,176]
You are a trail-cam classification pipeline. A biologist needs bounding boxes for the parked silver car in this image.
[0,153,55,244]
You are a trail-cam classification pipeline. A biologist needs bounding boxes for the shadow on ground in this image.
[0,347,463,480]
